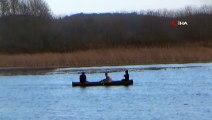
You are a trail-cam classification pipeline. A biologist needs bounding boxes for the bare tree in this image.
[28,0,50,17]
[0,0,10,16]
[18,0,30,15]
[0,0,51,17]
[10,0,20,15]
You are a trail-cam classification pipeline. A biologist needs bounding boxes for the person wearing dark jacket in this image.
[80,72,87,83]
[123,70,129,81]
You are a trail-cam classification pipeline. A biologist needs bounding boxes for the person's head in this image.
[125,70,128,74]
[82,72,85,75]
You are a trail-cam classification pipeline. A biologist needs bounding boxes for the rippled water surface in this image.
[0,63,212,120]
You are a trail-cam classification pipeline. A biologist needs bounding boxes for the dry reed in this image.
[0,46,212,68]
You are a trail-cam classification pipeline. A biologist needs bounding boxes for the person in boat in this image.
[101,72,112,83]
[123,70,129,81]
[80,72,87,84]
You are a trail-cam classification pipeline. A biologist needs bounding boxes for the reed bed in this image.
[0,46,212,68]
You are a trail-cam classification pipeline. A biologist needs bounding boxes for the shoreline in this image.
[0,61,212,69]
[0,62,211,75]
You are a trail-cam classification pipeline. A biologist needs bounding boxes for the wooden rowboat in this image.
[72,80,133,87]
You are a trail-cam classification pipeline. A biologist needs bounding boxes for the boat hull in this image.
[72,80,133,87]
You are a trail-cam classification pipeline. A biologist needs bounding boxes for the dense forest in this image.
[0,0,212,53]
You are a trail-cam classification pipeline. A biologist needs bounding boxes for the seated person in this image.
[80,72,87,84]
[101,72,112,83]
[123,70,129,81]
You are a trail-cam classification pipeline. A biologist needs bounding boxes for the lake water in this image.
[0,63,212,120]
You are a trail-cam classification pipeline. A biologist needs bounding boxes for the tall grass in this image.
[0,46,211,68]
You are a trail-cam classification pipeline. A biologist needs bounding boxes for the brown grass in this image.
[0,46,212,68]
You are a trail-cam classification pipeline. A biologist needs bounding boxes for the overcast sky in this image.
[44,0,212,15]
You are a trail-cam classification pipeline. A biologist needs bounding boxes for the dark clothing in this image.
[124,73,129,81]
[80,74,87,83]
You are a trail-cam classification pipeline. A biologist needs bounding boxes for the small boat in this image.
[72,80,133,87]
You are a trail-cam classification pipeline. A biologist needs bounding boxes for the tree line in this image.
[0,0,212,53]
